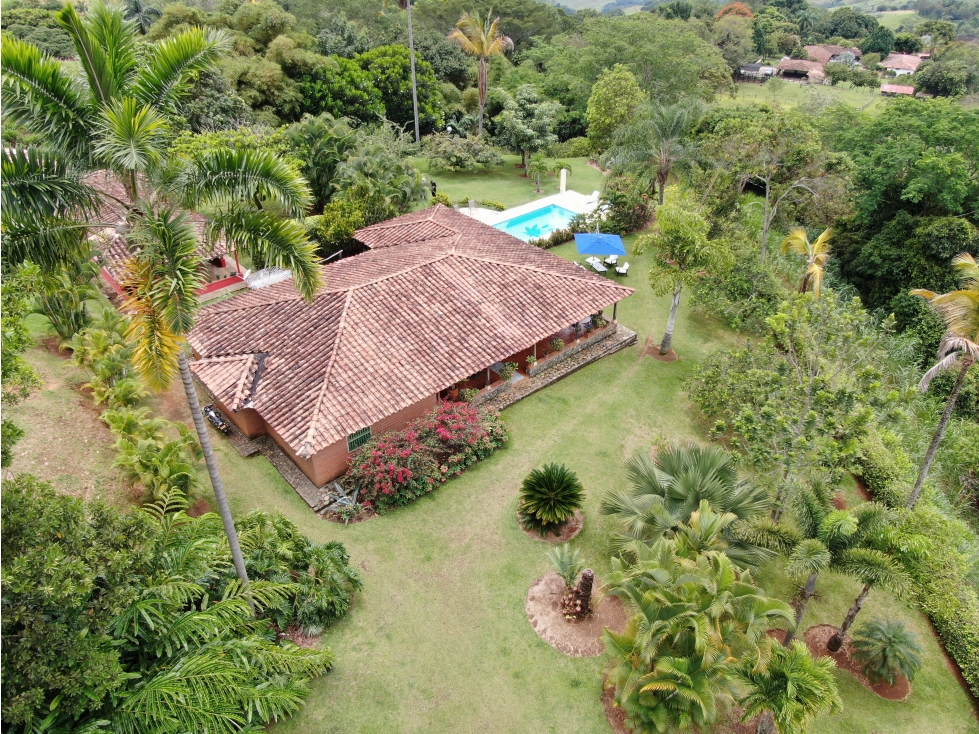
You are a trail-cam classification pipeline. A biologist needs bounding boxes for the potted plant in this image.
[526,354,537,369]
[459,388,479,403]
[498,361,518,383]
[447,383,460,401]
[593,313,608,329]
[549,338,565,353]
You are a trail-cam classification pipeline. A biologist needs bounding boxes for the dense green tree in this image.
[861,25,895,55]
[636,187,732,354]
[299,55,385,123]
[815,7,878,40]
[894,31,923,53]
[542,14,731,109]
[714,14,756,73]
[699,106,835,261]
[176,68,254,132]
[356,44,443,132]
[852,619,923,686]
[316,12,370,57]
[690,292,900,518]
[492,84,561,167]
[585,64,645,153]
[1,476,340,731]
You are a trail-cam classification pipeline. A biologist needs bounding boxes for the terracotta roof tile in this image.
[881,53,922,71]
[189,205,634,457]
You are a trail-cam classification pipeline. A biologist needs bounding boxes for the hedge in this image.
[854,428,979,697]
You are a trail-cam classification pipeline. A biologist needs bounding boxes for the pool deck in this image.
[457,190,600,227]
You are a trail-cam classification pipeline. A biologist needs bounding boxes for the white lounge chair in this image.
[604,255,618,266]
[615,262,630,276]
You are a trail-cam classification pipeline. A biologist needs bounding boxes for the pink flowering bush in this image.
[349,403,508,511]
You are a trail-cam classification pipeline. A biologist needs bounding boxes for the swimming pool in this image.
[493,204,577,242]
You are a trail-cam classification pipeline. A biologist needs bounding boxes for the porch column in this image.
[486,368,491,387]
[613,302,618,322]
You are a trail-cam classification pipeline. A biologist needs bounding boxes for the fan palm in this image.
[780,227,831,298]
[600,101,702,206]
[600,443,780,569]
[852,618,923,686]
[737,640,843,734]
[447,10,513,136]
[907,253,979,509]
[3,2,321,594]
[518,463,584,534]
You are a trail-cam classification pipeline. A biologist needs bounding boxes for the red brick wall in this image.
[266,423,320,485]
[215,399,266,440]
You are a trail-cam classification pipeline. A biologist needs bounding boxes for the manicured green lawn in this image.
[727,81,886,111]
[410,154,605,210]
[199,235,978,733]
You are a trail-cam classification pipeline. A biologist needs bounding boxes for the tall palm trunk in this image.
[178,349,252,601]
[657,166,668,206]
[660,284,682,355]
[406,0,420,144]
[907,358,973,509]
[477,57,488,136]
[782,571,818,646]
[827,583,870,652]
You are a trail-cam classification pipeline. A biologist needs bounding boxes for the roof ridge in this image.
[328,251,454,293]
[231,353,257,410]
[451,251,634,292]
[299,290,353,458]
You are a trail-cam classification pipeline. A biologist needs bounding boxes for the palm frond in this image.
[0,35,90,151]
[0,216,91,271]
[57,2,119,105]
[94,96,167,175]
[187,149,311,218]
[120,257,185,392]
[209,207,320,301]
[1,148,98,220]
[132,28,229,109]
[84,0,139,87]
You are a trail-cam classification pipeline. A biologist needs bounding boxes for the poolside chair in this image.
[615,262,630,277]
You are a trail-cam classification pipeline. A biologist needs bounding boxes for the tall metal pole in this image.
[406,0,420,144]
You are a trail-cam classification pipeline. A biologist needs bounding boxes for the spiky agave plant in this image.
[518,463,584,535]
[852,618,923,686]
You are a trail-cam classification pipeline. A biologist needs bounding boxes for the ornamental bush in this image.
[518,463,585,534]
[348,403,508,511]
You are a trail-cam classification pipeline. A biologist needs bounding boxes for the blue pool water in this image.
[493,204,577,242]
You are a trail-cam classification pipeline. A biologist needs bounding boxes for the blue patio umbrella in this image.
[573,232,626,256]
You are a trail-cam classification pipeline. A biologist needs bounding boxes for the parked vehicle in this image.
[203,404,231,435]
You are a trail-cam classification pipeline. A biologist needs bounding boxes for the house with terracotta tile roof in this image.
[803,44,862,65]
[881,83,915,96]
[881,53,923,75]
[85,171,248,302]
[188,205,634,487]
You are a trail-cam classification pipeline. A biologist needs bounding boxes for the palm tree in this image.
[906,253,979,509]
[600,443,785,569]
[601,101,702,206]
[122,0,161,34]
[851,618,923,686]
[737,640,843,734]
[447,10,513,136]
[780,227,831,297]
[527,152,549,193]
[604,540,793,733]
[2,2,320,594]
[780,484,895,648]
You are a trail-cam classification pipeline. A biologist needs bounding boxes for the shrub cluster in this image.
[569,182,653,235]
[424,133,504,172]
[549,136,591,158]
[529,227,574,249]
[852,426,914,507]
[348,402,508,511]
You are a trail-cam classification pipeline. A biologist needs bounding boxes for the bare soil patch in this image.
[525,571,628,657]
[833,490,848,510]
[803,624,911,701]
[601,678,631,734]
[281,627,322,649]
[519,509,584,543]
[640,337,678,362]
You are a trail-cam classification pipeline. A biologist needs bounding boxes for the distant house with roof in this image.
[85,171,248,302]
[881,53,923,76]
[777,58,826,81]
[881,83,915,96]
[738,63,776,82]
[803,45,862,66]
[188,205,634,487]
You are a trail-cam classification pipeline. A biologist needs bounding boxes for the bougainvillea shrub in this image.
[349,403,508,511]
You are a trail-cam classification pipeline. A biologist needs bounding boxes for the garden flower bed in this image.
[347,402,508,512]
